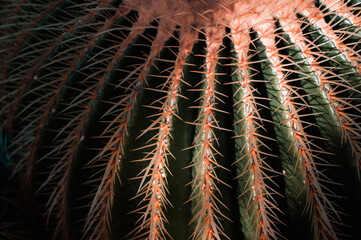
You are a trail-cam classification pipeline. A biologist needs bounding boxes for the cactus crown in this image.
[1,0,361,239]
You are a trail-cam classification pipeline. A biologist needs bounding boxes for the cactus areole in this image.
[1,0,361,239]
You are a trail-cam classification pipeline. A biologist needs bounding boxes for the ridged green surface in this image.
[1,0,361,239]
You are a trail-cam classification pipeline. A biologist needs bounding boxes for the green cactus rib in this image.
[1,0,361,239]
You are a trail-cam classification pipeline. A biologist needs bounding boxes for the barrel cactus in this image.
[1,0,361,239]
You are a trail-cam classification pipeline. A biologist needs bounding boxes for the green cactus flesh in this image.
[1,0,361,239]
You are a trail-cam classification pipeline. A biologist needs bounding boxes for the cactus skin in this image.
[1,0,361,239]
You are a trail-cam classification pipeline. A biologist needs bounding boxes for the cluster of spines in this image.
[128,29,197,240]
[323,0,361,27]
[1,0,64,129]
[33,3,123,238]
[288,1,361,168]
[1,0,63,87]
[282,15,361,175]
[0,1,129,239]
[123,20,175,239]
[84,10,156,240]
[307,7,361,171]
[257,20,340,239]
[230,21,281,240]
[8,0,119,183]
[187,27,231,240]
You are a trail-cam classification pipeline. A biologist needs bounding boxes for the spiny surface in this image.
[1,0,361,240]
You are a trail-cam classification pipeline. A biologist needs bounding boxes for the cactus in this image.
[1,0,361,239]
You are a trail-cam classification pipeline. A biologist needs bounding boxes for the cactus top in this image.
[123,0,316,29]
